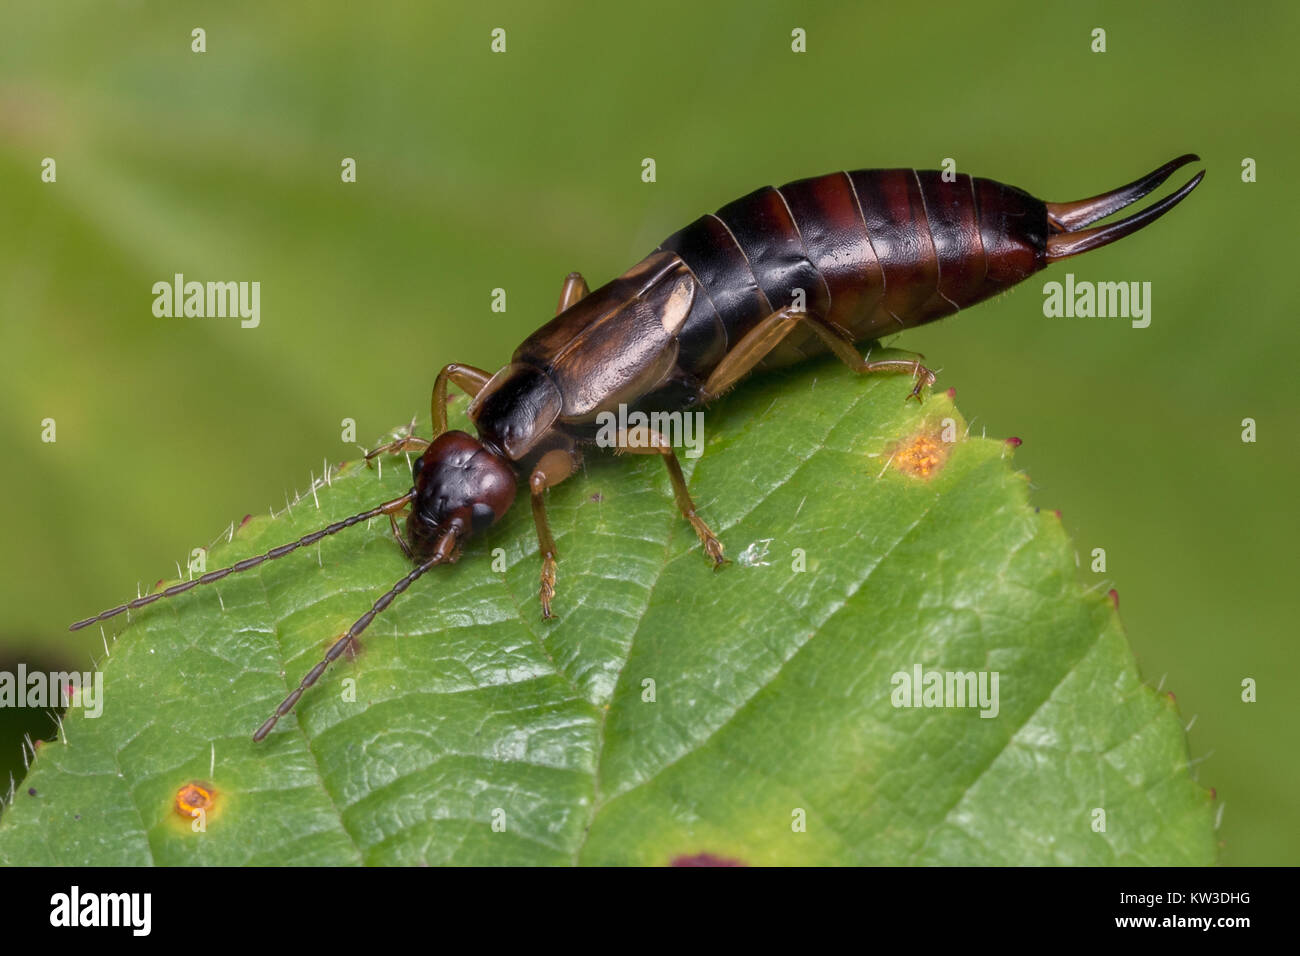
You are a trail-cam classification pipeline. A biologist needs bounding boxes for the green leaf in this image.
[0,355,1215,865]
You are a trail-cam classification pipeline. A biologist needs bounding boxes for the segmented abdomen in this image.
[656,169,1047,374]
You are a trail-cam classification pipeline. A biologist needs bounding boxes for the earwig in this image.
[72,154,1204,740]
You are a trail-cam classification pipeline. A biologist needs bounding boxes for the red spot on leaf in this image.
[328,634,361,662]
[671,853,746,867]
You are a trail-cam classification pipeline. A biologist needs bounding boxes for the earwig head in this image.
[408,430,516,556]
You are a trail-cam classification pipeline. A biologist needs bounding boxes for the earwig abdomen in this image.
[657,168,1051,373]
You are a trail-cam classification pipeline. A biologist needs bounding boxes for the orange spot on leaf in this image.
[892,430,950,480]
[174,781,217,819]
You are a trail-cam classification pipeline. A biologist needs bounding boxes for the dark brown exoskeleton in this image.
[71,154,1204,740]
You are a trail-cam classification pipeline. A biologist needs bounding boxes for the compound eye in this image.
[411,453,426,485]
[470,502,496,532]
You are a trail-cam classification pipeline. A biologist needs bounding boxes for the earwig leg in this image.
[701,306,935,403]
[432,363,493,436]
[364,435,431,466]
[860,356,936,402]
[528,448,580,619]
[700,305,804,399]
[615,427,726,569]
[368,363,496,464]
[556,272,590,314]
[802,318,936,401]
[388,512,413,559]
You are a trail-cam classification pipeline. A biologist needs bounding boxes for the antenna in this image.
[252,528,458,742]
[69,491,415,631]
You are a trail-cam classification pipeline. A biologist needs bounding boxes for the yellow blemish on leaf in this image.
[892,430,949,479]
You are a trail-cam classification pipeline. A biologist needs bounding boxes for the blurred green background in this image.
[1,1,1295,864]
